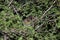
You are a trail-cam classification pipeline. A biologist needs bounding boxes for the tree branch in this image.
[8,0,13,6]
[35,0,57,30]
[40,0,57,19]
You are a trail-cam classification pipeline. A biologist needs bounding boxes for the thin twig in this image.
[35,22,45,30]
[35,0,57,30]
[11,5,18,14]
[8,4,19,16]
[8,0,19,16]
[40,0,57,19]
[8,0,13,6]
[21,1,33,7]
[35,19,57,30]
[4,35,7,40]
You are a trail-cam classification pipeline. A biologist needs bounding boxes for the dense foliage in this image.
[0,0,60,40]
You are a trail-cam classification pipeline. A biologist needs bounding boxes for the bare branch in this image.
[4,35,7,40]
[8,0,20,16]
[35,0,57,30]
[40,0,57,19]
[8,4,19,16]
[11,5,18,14]
[35,22,45,30]
[21,1,33,7]
[35,19,57,30]
[8,0,13,6]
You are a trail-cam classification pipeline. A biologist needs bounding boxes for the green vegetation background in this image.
[0,0,60,40]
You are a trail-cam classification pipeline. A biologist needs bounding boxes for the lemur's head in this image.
[23,16,34,25]
[23,16,38,27]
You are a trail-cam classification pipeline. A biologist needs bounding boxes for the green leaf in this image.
[29,38,33,40]
[18,37,23,40]
[57,22,60,28]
